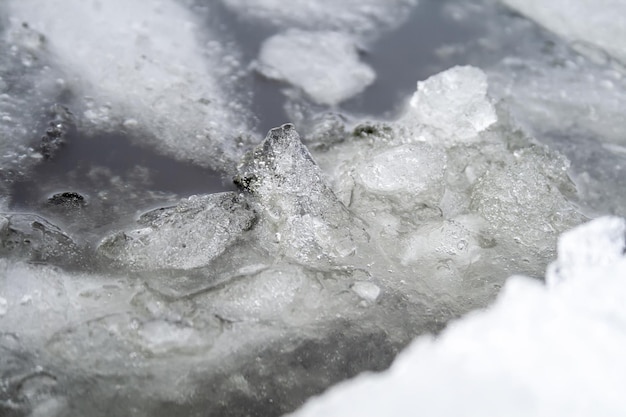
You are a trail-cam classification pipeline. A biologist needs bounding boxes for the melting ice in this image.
[1,0,625,416]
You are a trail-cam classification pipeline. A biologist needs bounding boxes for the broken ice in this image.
[287,216,626,417]
[1,0,625,415]
[257,30,375,106]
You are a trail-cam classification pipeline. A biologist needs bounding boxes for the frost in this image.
[288,216,626,417]
[257,30,375,106]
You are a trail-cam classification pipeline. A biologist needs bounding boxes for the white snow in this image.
[257,30,375,106]
[501,0,626,65]
[288,216,626,417]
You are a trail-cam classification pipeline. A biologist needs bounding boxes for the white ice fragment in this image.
[501,0,626,65]
[257,30,375,106]
[288,217,626,417]
[547,216,626,286]
[350,281,380,303]
[406,66,497,141]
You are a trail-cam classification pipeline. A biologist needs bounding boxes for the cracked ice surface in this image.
[288,216,626,417]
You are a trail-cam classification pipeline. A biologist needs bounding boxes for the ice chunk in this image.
[501,0,626,65]
[0,212,82,267]
[220,0,418,38]
[4,0,253,171]
[257,30,375,106]
[470,146,585,254]
[405,66,497,142]
[97,192,256,271]
[235,124,364,264]
[352,143,446,209]
[287,216,626,417]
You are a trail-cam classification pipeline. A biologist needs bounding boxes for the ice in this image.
[441,2,626,217]
[3,0,253,171]
[406,66,497,142]
[235,123,364,265]
[97,192,256,271]
[220,0,418,38]
[501,0,626,65]
[0,60,591,416]
[257,30,376,106]
[287,216,626,417]
[0,212,83,267]
[0,35,595,416]
[0,22,69,202]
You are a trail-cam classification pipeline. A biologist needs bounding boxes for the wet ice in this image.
[257,30,375,106]
[1,1,625,416]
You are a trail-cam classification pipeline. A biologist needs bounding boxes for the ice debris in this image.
[0,64,590,416]
[287,216,626,417]
[407,66,497,141]
[257,30,375,106]
[501,0,626,66]
[98,192,256,271]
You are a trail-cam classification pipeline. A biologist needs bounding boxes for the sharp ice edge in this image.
[0,65,591,415]
[287,216,626,417]
[2,0,253,171]
[256,30,375,106]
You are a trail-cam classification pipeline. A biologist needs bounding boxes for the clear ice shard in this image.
[235,123,365,264]
[406,66,497,142]
[98,192,256,271]
[287,216,626,417]
[257,30,376,106]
